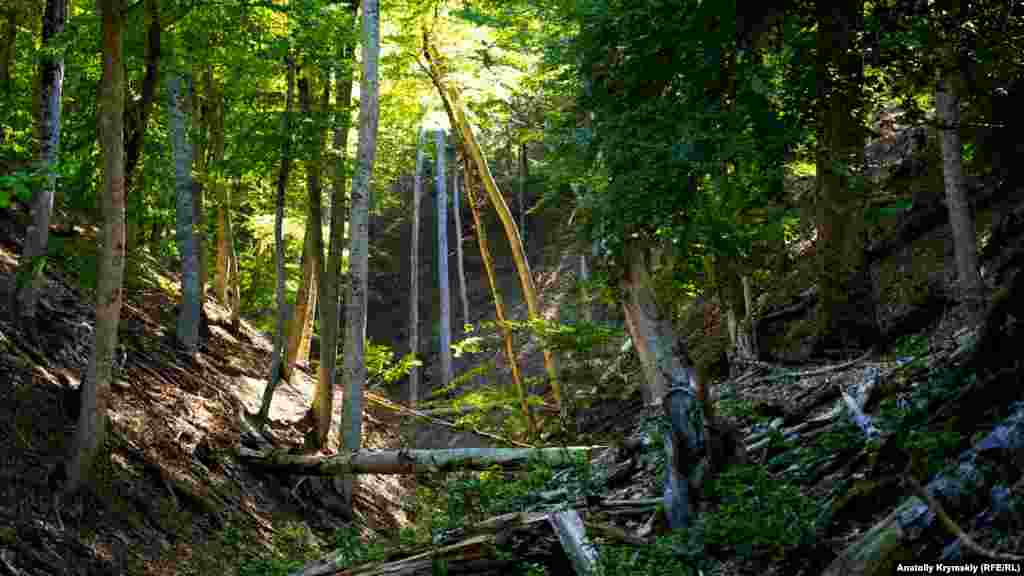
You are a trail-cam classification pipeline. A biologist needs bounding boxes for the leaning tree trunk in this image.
[313,4,358,450]
[464,158,537,439]
[452,151,471,332]
[408,127,426,404]
[15,0,67,329]
[65,0,125,495]
[287,224,317,380]
[167,73,201,356]
[258,53,296,424]
[423,37,563,416]
[436,129,453,390]
[936,22,983,324]
[339,0,380,507]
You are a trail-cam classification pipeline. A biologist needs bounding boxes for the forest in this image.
[1,0,1023,574]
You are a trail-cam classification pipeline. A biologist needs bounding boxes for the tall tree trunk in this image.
[339,0,380,507]
[408,127,426,404]
[314,1,358,450]
[210,66,236,312]
[15,0,66,329]
[192,67,209,300]
[464,156,536,438]
[936,0,983,324]
[436,129,453,390]
[814,0,874,349]
[229,179,243,332]
[258,54,296,424]
[65,0,125,495]
[452,152,471,332]
[168,73,201,355]
[286,74,325,382]
[423,38,562,416]
[579,253,592,323]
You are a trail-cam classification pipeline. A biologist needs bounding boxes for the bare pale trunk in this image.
[408,128,426,404]
[65,0,125,494]
[465,161,536,438]
[579,253,592,323]
[452,154,471,331]
[423,39,562,415]
[258,54,296,424]
[339,0,380,506]
[168,73,201,355]
[436,129,453,390]
[16,0,66,326]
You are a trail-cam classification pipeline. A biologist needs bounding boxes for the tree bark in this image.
[191,67,209,300]
[258,53,296,424]
[518,141,528,252]
[65,0,125,495]
[452,152,471,332]
[936,8,983,324]
[436,129,453,390]
[314,2,358,450]
[423,38,563,416]
[339,0,380,506]
[238,446,597,475]
[209,66,238,325]
[167,73,201,356]
[408,127,426,404]
[464,159,536,439]
[15,0,66,328]
[123,0,160,194]
[287,224,317,379]
[814,0,875,349]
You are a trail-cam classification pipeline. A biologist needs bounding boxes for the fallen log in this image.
[289,534,499,576]
[823,402,1024,576]
[548,510,599,576]
[238,446,601,476]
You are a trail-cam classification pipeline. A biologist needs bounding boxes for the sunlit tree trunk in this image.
[210,66,238,318]
[287,74,325,382]
[436,130,453,390]
[408,127,426,404]
[464,157,536,439]
[258,53,296,424]
[339,0,380,507]
[167,73,201,356]
[65,0,125,495]
[15,0,66,330]
[228,179,242,332]
[452,152,471,332]
[314,1,358,450]
[423,39,562,415]
[936,0,983,324]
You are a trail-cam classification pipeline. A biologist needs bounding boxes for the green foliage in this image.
[0,168,37,209]
[597,530,702,576]
[700,465,820,560]
[329,525,391,568]
[365,340,421,390]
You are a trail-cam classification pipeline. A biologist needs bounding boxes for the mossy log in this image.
[238,446,599,476]
[823,403,1024,575]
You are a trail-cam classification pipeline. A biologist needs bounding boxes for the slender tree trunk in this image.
[15,0,66,329]
[814,0,874,349]
[423,39,562,415]
[408,127,426,404]
[229,179,242,332]
[287,224,316,379]
[464,158,536,439]
[579,253,592,323]
[436,130,453,390]
[314,2,358,450]
[452,152,471,332]
[192,68,209,300]
[339,0,380,507]
[936,6,983,324]
[65,0,125,495]
[168,73,201,355]
[258,54,296,424]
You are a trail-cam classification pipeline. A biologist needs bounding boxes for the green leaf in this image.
[0,190,9,209]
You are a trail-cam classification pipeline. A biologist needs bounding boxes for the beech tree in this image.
[65,0,125,494]
[408,127,427,404]
[436,129,453,390]
[167,71,202,356]
[14,0,66,331]
[339,0,380,506]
